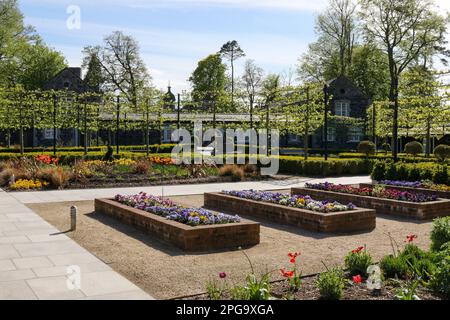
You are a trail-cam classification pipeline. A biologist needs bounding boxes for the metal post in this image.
[116,96,120,155]
[177,93,181,131]
[70,206,77,231]
[323,84,329,161]
[53,94,57,156]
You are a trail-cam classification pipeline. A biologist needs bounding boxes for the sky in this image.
[19,0,450,92]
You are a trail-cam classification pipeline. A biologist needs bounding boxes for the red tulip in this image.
[280,268,294,278]
[352,246,364,254]
[352,275,362,284]
[406,234,417,243]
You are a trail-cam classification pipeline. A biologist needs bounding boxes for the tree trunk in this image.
[425,118,431,157]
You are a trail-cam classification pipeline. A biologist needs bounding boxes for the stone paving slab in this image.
[0,192,153,300]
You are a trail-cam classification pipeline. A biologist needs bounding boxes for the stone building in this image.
[288,76,372,150]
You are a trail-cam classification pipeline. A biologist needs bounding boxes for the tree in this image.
[359,0,448,161]
[82,52,105,93]
[84,31,151,108]
[189,53,227,113]
[241,59,264,129]
[298,0,358,81]
[316,0,358,76]
[219,40,245,108]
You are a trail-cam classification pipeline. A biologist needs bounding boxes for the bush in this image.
[382,143,391,154]
[219,165,245,181]
[434,144,450,162]
[400,244,436,280]
[37,167,72,189]
[315,267,345,300]
[430,217,450,252]
[344,247,373,277]
[404,141,423,157]
[433,165,449,185]
[371,160,387,181]
[380,255,409,279]
[357,141,376,158]
[372,160,449,185]
[429,254,450,298]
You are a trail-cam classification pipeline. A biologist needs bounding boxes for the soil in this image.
[26,192,439,300]
[189,275,443,300]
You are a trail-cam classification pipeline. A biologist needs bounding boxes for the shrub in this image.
[37,167,72,189]
[429,254,450,298]
[230,274,271,300]
[405,141,423,157]
[315,267,345,300]
[380,255,409,279]
[430,217,450,251]
[434,144,450,162]
[433,165,449,185]
[371,160,387,181]
[344,247,373,277]
[219,165,245,181]
[132,159,150,174]
[399,244,436,280]
[358,141,376,158]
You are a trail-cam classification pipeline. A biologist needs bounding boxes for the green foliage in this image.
[430,217,450,252]
[315,267,346,300]
[206,279,225,300]
[395,280,421,300]
[278,157,371,177]
[404,141,423,157]
[434,145,450,163]
[429,253,450,298]
[230,274,271,300]
[344,248,373,277]
[371,160,449,185]
[400,244,436,280]
[380,255,409,279]
[357,141,376,158]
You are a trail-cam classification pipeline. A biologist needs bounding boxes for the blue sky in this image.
[18,0,450,92]
[19,0,331,91]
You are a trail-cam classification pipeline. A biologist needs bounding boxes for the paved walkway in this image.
[0,189,153,300]
[9,175,371,204]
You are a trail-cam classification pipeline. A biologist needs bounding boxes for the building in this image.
[290,76,372,151]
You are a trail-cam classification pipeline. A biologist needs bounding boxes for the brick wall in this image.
[204,193,376,233]
[291,187,450,220]
[95,198,260,252]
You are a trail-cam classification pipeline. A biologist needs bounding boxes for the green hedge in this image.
[0,147,104,154]
[371,160,449,185]
[277,156,372,177]
[339,152,438,163]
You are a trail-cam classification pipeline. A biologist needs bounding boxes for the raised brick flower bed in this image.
[95,198,260,251]
[204,192,376,233]
[291,186,450,220]
[361,183,450,199]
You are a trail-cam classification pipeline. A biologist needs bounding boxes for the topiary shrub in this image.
[432,165,449,185]
[404,141,423,158]
[358,141,376,159]
[315,267,346,300]
[371,160,386,181]
[434,144,450,163]
[344,247,373,277]
[430,217,450,252]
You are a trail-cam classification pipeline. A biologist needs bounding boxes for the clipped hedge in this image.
[0,146,104,154]
[371,160,450,185]
[339,152,437,163]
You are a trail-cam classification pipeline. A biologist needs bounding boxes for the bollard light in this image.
[70,206,77,231]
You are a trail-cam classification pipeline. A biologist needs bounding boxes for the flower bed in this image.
[292,183,450,220]
[115,192,241,226]
[95,194,260,251]
[362,180,450,199]
[204,191,376,233]
[223,190,356,213]
[304,182,438,203]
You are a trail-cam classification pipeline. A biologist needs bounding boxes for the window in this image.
[327,127,336,142]
[335,101,351,117]
[348,127,363,142]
